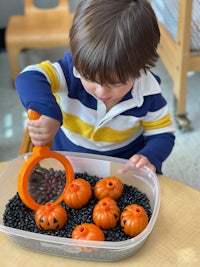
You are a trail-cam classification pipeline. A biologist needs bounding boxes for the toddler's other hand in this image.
[129,154,156,173]
[119,154,156,174]
[27,115,60,146]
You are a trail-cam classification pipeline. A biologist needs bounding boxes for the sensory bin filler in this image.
[0,114,160,261]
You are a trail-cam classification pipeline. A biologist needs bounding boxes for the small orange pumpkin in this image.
[63,178,92,209]
[120,204,148,237]
[72,223,105,241]
[35,202,67,230]
[92,197,120,229]
[94,176,123,200]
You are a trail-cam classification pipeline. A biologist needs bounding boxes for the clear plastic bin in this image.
[0,152,160,261]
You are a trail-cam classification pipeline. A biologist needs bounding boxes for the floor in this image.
[0,47,200,191]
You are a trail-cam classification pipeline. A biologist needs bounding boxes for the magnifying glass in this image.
[18,110,74,210]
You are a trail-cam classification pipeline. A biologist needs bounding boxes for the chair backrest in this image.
[24,0,70,16]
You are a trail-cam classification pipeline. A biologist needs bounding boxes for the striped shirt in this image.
[15,52,175,173]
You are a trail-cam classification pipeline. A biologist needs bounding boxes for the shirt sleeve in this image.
[137,132,175,174]
[15,66,63,123]
[138,89,175,174]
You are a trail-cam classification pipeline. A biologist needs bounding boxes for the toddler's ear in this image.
[73,67,81,78]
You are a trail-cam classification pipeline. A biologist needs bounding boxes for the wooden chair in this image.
[5,0,74,84]
[19,128,33,155]
[152,0,200,131]
[6,0,74,155]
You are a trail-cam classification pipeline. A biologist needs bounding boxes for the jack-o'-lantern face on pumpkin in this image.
[92,197,120,229]
[35,202,67,230]
[120,204,148,237]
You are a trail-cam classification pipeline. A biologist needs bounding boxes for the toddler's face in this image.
[80,76,134,107]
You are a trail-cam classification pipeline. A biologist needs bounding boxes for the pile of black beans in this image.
[28,165,66,204]
[3,171,152,242]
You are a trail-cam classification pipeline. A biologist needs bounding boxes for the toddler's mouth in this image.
[98,97,112,102]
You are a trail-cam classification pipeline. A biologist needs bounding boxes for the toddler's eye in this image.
[109,83,124,88]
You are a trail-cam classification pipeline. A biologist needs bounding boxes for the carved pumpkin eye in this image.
[35,202,67,230]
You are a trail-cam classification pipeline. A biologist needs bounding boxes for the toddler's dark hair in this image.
[70,0,160,84]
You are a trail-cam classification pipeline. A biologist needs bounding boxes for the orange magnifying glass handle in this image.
[18,109,74,210]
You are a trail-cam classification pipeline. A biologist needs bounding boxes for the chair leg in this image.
[6,45,21,85]
[173,69,191,131]
[174,69,187,115]
[19,128,33,155]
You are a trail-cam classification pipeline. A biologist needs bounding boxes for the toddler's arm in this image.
[119,132,175,174]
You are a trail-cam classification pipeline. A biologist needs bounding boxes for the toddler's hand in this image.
[119,154,156,174]
[129,154,156,173]
[27,115,60,146]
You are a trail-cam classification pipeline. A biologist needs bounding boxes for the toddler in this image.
[15,0,175,174]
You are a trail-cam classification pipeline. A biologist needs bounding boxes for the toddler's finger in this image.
[118,161,136,174]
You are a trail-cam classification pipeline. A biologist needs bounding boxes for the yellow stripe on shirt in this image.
[141,113,172,131]
[62,112,140,142]
[37,61,59,93]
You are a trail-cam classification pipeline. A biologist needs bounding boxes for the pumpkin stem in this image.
[69,183,79,192]
[101,201,110,210]
[79,226,88,236]
[106,181,114,190]
[45,202,54,211]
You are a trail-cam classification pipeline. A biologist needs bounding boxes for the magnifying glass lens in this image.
[28,163,66,204]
